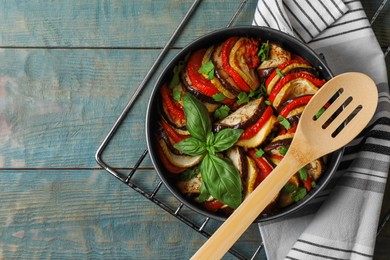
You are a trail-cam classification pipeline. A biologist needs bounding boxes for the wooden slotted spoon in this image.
[191,72,378,259]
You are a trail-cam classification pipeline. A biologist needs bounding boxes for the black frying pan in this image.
[145,26,343,222]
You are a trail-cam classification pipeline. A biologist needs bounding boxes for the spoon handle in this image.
[191,152,303,259]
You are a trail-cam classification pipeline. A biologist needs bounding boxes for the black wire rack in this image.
[95,0,390,259]
[95,1,262,259]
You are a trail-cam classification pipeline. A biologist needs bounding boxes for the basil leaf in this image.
[182,93,211,142]
[237,92,249,105]
[207,69,214,80]
[213,93,226,102]
[265,100,271,106]
[259,83,267,96]
[249,83,267,99]
[173,89,182,102]
[278,115,291,130]
[200,154,242,209]
[174,137,206,156]
[196,181,211,203]
[198,60,215,80]
[276,68,284,78]
[214,105,230,119]
[254,148,265,158]
[311,181,317,187]
[205,132,216,155]
[283,182,298,193]
[213,128,244,153]
[298,166,308,181]
[169,61,184,89]
[292,188,307,202]
[257,40,270,61]
[279,146,289,156]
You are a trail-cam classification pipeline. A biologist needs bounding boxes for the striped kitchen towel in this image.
[253,0,389,259]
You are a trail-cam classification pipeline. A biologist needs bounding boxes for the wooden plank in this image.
[0,0,257,48]
[0,48,178,168]
[0,170,264,259]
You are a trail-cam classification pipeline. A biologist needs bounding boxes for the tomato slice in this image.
[203,199,224,212]
[268,72,326,103]
[187,49,220,97]
[161,84,185,124]
[221,37,251,92]
[248,150,273,187]
[160,119,189,144]
[239,106,273,140]
[279,96,313,118]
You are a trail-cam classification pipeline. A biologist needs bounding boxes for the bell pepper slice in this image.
[187,49,220,97]
[265,59,313,94]
[221,37,251,92]
[161,84,186,124]
[270,154,284,161]
[279,125,298,135]
[279,95,313,118]
[302,174,312,192]
[239,105,273,140]
[160,119,189,144]
[268,72,326,103]
[248,149,273,187]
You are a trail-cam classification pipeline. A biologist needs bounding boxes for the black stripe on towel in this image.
[285,256,299,260]
[346,7,365,14]
[297,239,373,258]
[330,0,345,15]
[284,3,314,38]
[338,175,386,193]
[292,27,305,42]
[347,170,388,180]
[346,142,390,156]
[263,0,281,30]
[256,4,271,27]
[290,248,349,260]
[344,0,360,4]
[275,0,292,30]
[328,17,368,29]
[357,117,390,139]
[318,0,336,20]
[305,0,329,27]
[309,26,372,43]
[292,0,321,32]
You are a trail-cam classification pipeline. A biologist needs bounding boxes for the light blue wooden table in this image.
[0,1,389,259]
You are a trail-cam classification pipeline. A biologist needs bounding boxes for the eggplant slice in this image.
[214,97,266,132]
[202,46,238,99]
[272,78,319,110]
[258,43,291,71]
[212,43,242,94]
